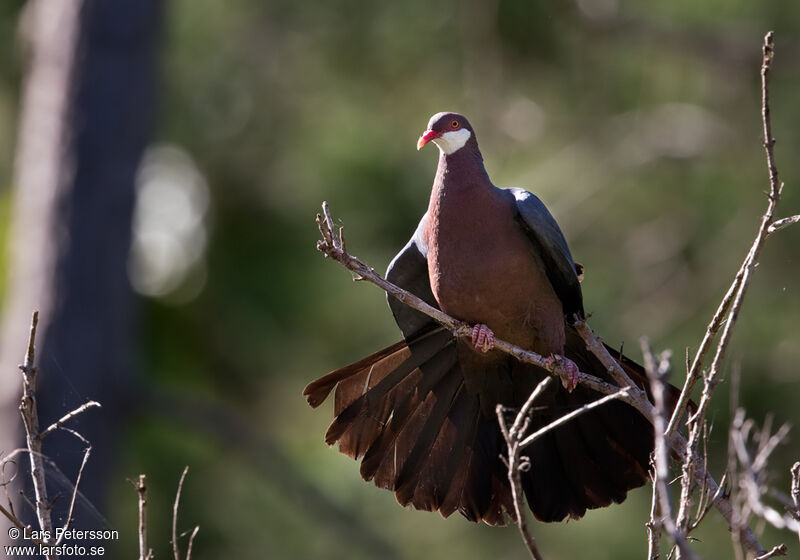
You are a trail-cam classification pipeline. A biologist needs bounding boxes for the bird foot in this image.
[471,324,495,353]
[546,355,580,392]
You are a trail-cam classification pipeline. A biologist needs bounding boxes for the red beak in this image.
[417,129,439,150]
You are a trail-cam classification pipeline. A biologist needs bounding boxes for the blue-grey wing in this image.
[385,213,440,339]
[509,187,585,321]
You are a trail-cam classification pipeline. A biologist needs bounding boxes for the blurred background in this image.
[0,0,799,558]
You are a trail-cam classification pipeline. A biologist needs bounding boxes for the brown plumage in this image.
[304,112,675,525]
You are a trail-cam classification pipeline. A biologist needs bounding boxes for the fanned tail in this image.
[305,325,682,525]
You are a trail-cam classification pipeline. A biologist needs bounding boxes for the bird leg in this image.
[471,324,495,353]
[545,354,580,392]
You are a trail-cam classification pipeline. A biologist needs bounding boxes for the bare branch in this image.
[646,473,662,560]
[55,444,91,545]
[731,411,800,537]
[518,387,629,449]
[135,475,152,560]
[761,32,779,194]
[496,381,548,560]
[791,462,800,521]
[768,214,800,235]
[173,465,190,560]
[755,544,788,560]
[572,320,649,412]
[0,501,46,547]
[509,377,553,442]
[59,426,91,447]
[37,401,101,441]
[690,472,727,532]
[665,260,742,438]
[641,338,699,560]
[642,337,673,526]
[0,502,26,536]
[185,525,200,560]
[17,310,56,554]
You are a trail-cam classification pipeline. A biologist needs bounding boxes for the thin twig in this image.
[518,387,629,449]
[792,462,800,545]
[728,365,747,560]
[59,426,90,447]
[185,525,200,560]
[135,475,152,560]
[755,544,788,560]
[641,338,699,560]
[0,502,46,546]
[37,401,101,441]
[508,378,553,444]
[55,444,91,545]
[496,380,548,560]
[173,465,190,560]
[17,310,55,555]
[647,471,662,560]
[753,423,790,474]
[0,451,20,521]
[692,421,710,528]
[0,502,26,536]
[642,337,672,533]
[731,411,800,535]
[689,472,727,532]
[572,319,650,415]
[665,262,742,438]
[767,215,800,234]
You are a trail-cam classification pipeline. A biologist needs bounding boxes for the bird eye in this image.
[451,120,459,129]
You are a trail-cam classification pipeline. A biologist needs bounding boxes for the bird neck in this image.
[430,146,490,203]
[427,146,493,240]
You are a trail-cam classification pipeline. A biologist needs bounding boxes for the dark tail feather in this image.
[392,364,463,504]
[302,327,446,408]
[397,377,513,526]
[305,329,516,525]
[356,344,457,481]
[325,329,453,458]
[522,426,581,522]
[404,381,473,513]
[303,340,408,408]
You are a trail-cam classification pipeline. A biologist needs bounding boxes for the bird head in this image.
[417,112,474,155]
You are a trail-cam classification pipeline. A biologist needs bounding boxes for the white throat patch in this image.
[432,128,471,155]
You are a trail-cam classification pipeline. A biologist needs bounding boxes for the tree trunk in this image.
[0,0,161,540]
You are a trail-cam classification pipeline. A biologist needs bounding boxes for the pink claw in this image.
[471,324,495,353]
[546,355,580,392]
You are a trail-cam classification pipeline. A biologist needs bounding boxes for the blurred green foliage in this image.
[3,0,800,558]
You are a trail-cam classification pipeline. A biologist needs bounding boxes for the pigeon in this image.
[304,112,667,525]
